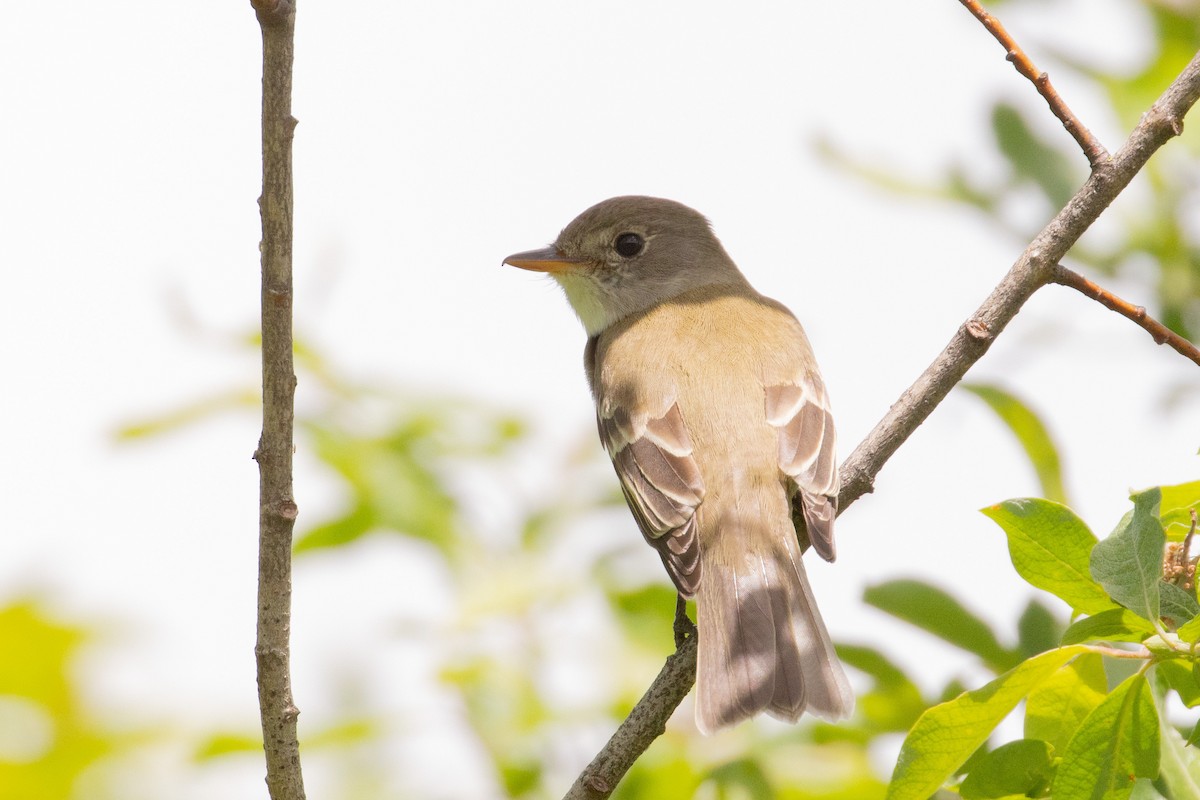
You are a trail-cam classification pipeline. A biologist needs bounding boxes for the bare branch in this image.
[563,45,1200,800]
[957,0,1110,168]
[251,1,306,798]
[840,46,1200,508]
[1050,264,1200,368]
[563,635,698,800]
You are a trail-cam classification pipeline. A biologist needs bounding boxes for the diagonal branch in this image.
[250,1,306,799]
[1049,264,1200,368]
[838,47,1200,508]
[958,0,1110,168]
[563,45,1200,800]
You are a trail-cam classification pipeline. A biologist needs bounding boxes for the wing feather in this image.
[600,402,705,596]
[765,374,839,561]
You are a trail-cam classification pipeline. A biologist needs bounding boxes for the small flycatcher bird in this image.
[503,196,853,732]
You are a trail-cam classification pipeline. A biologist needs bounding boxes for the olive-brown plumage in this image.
[504,196,853,731]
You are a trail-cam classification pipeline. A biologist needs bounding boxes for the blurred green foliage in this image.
[0,602,111,800]
[819,0,1200,342]
[961,383,1069,506]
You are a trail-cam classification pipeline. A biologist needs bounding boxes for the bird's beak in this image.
[502,246,584,274]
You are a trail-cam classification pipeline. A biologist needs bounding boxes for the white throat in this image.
[553,273,623,336]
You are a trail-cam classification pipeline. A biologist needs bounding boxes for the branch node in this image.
[1166,114,1185,137]
[585,775,612,794]
[251,0,294,26]
[964,318,992,342]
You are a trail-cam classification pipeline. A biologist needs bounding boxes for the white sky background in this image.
[2,1,1197,797]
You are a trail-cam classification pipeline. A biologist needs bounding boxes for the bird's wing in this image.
[765,372,838,561]
[598,402,706,597]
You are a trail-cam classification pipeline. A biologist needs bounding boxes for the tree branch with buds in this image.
[250,1,306,799]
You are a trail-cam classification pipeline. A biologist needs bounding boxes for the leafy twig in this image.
[1050,264,1200,368]
[563,45,1200,800]
[250,1,306,799]
[957,0,1110,168]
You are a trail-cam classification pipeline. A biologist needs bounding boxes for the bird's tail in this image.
[694,502,853,734]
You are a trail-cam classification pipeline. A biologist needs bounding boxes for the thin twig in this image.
[1084,644,1153,660]
[958,0,1110,168]
[1050,264,1200,368]
[562,46,1200,800]
[251,1,306,798]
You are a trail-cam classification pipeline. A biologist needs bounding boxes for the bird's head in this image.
[503,196,747,335]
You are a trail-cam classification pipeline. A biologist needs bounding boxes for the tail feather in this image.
[694,507,853,733]
[765,576,806,721]
[782,551,853,721]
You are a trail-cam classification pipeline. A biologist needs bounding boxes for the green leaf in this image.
[836,643,927,731]
[963,384,1069,505]
[1090,490,1167,623]
[294,505,373,554]
[991,102,1080,209]
[705,759,774,800]
[300,419,461,557]
[1158,660,1200,708]
[983,499,1113,615]
[604,582,677,655]
[1162,581,1200,627]
[885,645,1089,800]
[1187,719,1200,749]
[864,579,1020,672]
[1179,613,1200,644]
[1016,599,1065,657]
[1062,608,1156,645]
[305,718,380,748]
[1052,673,1159,800]
[113,388,260,440]
[1159,479,1200,541]
[959,739,1054,800]
[194,732,262,760]
[1159,713,1200,799]
[1025,652,1108,753]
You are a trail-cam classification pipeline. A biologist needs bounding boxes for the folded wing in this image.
[765,374,839,561]
[598,402,706,596]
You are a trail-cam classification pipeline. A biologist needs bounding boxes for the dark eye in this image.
[614,232,644,258]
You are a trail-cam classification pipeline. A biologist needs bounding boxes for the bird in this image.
[503,196,853,733]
